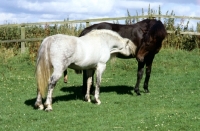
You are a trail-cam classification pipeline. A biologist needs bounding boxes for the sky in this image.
[0,0,200,29]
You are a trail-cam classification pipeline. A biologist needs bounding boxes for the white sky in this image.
[0,0,200,29]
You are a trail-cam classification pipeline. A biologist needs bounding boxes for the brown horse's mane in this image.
[147,19,167,42]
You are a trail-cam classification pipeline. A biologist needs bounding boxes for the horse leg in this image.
[35,89,44,110]
[82,70,87,95]
[143,54,155,93]
[143,65,151,93]
[94,64,106,105]
[134,61,145,95]
[82,70,95,95]
[64,70,68,83]
[84,70,94,102]
[44,70,63,111]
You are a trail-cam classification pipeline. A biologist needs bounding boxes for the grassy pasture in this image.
[0,48,200,131]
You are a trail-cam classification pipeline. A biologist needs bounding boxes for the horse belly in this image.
[67,52,98,70]
[68,62,97,70]
[74,52,102,68]
[70,50,109,70]
[69,39,110,70]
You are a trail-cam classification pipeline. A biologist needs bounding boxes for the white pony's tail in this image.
[35,37,53,98]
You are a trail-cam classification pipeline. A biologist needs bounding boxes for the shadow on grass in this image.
[60,85,133,95]
[24,85,133,108]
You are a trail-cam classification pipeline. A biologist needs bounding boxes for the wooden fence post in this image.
[21,25,25,53]
[86,21,90,27]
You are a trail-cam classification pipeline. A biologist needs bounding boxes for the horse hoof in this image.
[144,89,149,93]
[35,102,44,110]
[45,107,53,111]
[64,79,67,83]
[44,105,53,111]
[38,104,44,110]
[85,95,91,102]
[95,99,101,105]
[135,91,141,95]
[85,98,91,102]
[134,89,141,95]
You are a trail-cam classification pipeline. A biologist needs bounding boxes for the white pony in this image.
[35,29,137,111]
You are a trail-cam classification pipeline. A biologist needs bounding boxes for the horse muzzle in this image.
[136,55,144,62]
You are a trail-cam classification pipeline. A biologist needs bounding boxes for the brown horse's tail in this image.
[35,37,53,98]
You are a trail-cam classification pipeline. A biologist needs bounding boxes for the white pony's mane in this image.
[86,29,136,57]
[86,29,124,41]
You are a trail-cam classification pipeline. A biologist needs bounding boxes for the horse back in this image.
[79,22,141,45]
[79,22,135,36]
[79,22,113,37]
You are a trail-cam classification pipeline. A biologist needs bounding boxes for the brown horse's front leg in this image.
[134,61,145,95]
[82,70,87,95]
[143,66,151,93]
[143,54,155,93]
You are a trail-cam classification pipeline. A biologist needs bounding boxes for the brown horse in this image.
[64,19,167,95]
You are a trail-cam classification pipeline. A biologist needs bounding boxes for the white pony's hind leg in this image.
[44,69,63,111]
[35,89,44,110]
[94,63,106,105]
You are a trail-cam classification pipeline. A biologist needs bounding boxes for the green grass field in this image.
[0,48,200,131]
